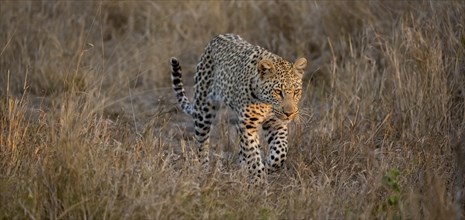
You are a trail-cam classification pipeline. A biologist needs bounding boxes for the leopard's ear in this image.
[293,57,307,77]
[257,59,275,79]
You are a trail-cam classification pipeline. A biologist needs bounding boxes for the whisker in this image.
[293,108,313,127]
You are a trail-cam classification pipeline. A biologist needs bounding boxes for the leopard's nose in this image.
[284,111,294,117]
[283,105,297,118]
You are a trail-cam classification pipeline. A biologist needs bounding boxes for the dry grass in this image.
[1,1,465,219]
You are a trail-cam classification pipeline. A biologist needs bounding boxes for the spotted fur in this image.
[170,34,307,184]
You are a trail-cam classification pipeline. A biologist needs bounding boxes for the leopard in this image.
[170,33,307,184]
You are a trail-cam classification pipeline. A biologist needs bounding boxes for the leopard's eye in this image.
[294,89,301,96]
[274,89,283,98]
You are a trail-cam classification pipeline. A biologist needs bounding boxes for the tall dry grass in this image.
[1,1,464,219]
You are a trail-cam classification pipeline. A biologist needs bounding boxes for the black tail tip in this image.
[170,57,179,65]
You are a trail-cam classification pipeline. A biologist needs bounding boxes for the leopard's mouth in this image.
[274,110,298,121]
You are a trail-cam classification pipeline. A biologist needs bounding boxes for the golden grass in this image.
[1,1,465,219]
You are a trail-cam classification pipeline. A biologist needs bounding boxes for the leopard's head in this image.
[254,57,307,121]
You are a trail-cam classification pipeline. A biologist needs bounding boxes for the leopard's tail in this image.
[170,57,194,116]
